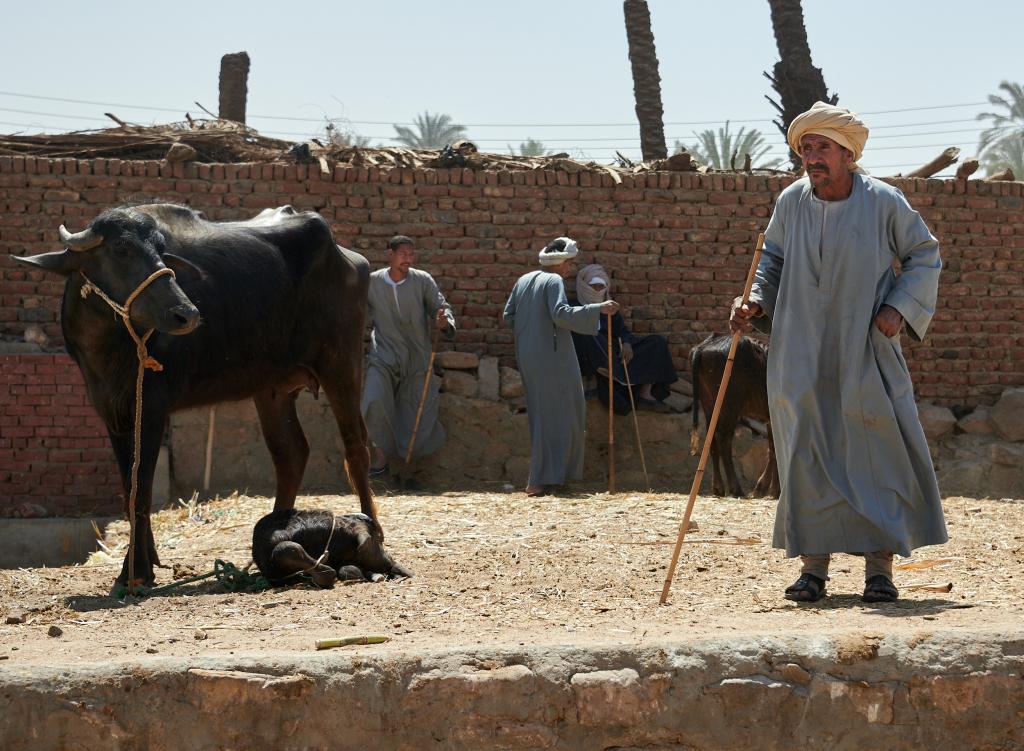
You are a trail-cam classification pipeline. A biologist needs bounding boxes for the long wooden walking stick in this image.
[620,338,650,490]
[659,232,764,605]
[405,324,442,469]
[607,313,616,493]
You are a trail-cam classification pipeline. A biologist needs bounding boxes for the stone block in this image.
[663,392,691,414]
[957,406,994,435]
[570,668,665,726]
[436,351,479,370]
[917,403,956,441]
[478,357,499,401]
[990,441,1024,467]
[499,367,524,398]
[441,370,477,398]
[670,379,693,397]
[991,388,1024,441]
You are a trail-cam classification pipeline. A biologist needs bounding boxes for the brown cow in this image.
[690,333,779,498]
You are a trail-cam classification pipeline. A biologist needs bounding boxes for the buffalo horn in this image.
[59,225,104,251]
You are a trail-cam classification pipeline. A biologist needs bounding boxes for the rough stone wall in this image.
[2,633,1023,750]
[0,353,120,515]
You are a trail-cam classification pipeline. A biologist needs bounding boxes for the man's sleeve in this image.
[748,196,787,334]
[503,285,517,328]
[546,276,601,335]
[883,191,941,342]
[424,273,456,341]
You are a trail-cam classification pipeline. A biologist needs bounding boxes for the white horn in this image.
[59,225,103,251]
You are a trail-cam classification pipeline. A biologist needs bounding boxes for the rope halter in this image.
[79,267,177,372]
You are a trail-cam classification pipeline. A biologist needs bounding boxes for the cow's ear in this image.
[162,253,207,282]
[11,251,79,277]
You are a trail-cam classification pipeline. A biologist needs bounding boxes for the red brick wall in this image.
[0,353,121,515]
[1,156,1022,409]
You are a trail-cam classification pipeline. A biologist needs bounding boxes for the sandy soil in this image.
[2,490,1022,665]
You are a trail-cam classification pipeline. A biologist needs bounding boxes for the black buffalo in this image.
[690,333,779,498]
[253,509,410,587]
[15,204,377,590]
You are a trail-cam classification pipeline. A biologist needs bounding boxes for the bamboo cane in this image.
[659,232,764,605]
[405,324,443,468]
[203,405,216,493]
[607,313,615,493]
[620,338,650,490]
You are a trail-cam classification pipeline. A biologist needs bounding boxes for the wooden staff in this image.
[606,314,616,493]
[620,338,650,490]
[660,232,764,605]
[405,324,443,469]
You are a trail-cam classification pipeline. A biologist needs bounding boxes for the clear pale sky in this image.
[2,0,1018,177]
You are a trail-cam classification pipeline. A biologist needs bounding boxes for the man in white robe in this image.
[731,102,947,603]
[362,236,455,481]
[504,238,619,496]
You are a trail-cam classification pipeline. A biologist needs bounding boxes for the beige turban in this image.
[787,102,869,169]
[575,263,609,305]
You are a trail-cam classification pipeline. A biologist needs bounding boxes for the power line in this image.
[0,89,993,128]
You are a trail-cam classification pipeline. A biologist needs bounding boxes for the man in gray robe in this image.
[362,235,455,481]
[504,237,619,496]
[731,102,947,604]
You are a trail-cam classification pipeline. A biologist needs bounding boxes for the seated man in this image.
[571,264,679,415]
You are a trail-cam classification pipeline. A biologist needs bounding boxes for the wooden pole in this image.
[659,233,764,605]
[620,337,650,490]
[405,325,442,469]
[203,405,216,493]
[607,314,615,493]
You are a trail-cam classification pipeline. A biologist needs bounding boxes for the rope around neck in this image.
[80,267,176,595]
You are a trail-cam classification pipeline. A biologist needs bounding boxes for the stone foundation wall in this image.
[2,633,1023,750]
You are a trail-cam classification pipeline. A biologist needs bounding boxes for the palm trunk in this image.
[623,0,667,161]
[763,0,836,169]
[218,51,251,124]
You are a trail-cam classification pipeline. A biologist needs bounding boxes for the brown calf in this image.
[690,334,779,498]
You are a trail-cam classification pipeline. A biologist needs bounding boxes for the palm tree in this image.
[977,81,1024,177]
[623,0,667,161]
[392,112,467,150]
[510,138,550,157]
[979,132,1024,180]
[763,0,837,169]
[676,122,783,170]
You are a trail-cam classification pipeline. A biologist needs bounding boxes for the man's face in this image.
[388,243,414,274]
[800,134,853,189]
[589,282,608,299]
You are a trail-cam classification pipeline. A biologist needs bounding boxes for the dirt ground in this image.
[2,490,1023,665]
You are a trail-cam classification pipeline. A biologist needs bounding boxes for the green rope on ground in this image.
[114,559,271,599]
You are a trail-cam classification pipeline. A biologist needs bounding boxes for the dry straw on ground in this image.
[1,491,1021,663]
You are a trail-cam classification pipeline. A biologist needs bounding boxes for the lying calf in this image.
[252,509,411,588]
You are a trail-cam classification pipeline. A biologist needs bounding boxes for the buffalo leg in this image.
[254,389,309,512]
[719,426,745,498]
[316,353,378,526]
[269,541,336,588]
[708,432,725,497]
[107,408,167,589]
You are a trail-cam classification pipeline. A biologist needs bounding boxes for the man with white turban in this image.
[731,102,946,604]
[504,238,619,496]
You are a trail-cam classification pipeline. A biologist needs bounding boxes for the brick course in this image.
[0,353,121,514]
[0,157,1021,511]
